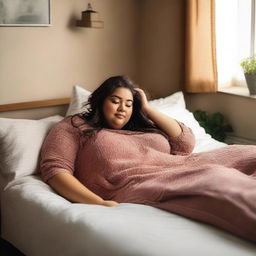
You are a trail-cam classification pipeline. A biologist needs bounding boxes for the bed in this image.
[1,86,256,256]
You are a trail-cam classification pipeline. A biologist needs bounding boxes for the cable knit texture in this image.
[40,116,256,243]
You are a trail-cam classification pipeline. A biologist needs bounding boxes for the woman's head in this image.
[81,75,156,132]
[102,86,134,129]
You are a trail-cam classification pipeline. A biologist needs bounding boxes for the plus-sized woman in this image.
[40,75,256,243]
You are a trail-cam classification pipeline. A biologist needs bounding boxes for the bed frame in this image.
[0,98,70,112]
[1,96,256,256]
[0,98,71,119]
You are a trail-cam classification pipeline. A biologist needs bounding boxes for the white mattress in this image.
[2,175,256,256]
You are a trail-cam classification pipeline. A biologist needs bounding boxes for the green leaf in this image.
[193,109,233,142]
[241,55,256,74]
[193,110,207,122]
[211,112,224,125]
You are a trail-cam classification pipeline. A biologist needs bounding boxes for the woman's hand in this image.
[47,173,120,206]
[135,88,182,138]
[102,200,120,207]
[134,88,151,113]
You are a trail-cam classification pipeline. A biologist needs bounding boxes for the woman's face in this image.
[102,87,133,129]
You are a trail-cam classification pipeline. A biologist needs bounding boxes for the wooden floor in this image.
[0,237,25,256]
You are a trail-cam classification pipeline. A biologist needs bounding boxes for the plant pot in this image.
[244,73,256,95]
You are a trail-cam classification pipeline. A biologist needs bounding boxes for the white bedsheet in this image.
[2,175,256,256]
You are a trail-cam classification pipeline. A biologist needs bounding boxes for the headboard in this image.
[0,98,70,119]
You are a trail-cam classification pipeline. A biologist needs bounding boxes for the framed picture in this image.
[0,0,51,26]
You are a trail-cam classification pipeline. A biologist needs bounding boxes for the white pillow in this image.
[149,91,186,109]
[65,86,186,115]
[148,92,226,152]
[153,106,226,152]
[66,85,91,116]
[64,86,226,152]
[0,115,63,187]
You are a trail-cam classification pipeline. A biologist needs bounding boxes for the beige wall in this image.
[0,0,185,119]
[1,0,255,141]
[137,0,185,99]
[0,0,140,105]
[0,0,185,104]
[185,93,256,141]
[137,0,256,141]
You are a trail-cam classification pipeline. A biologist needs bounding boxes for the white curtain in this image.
[215,0,251,88]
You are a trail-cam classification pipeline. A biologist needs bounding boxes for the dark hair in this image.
[74,75,165,136]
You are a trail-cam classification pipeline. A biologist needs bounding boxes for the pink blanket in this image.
[40,116,256,243]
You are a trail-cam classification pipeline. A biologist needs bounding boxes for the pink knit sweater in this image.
[40,116,256,243]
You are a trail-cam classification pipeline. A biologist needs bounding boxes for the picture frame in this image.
[0,0,51,27]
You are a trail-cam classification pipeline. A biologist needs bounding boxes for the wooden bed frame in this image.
[0,98,70,112]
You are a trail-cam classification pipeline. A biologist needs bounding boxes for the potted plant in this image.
[240,55,256,95]
[193,110,233,142]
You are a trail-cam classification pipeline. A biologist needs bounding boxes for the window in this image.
[215,0,254,89]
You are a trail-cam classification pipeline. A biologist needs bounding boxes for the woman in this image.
[40,75,256,243]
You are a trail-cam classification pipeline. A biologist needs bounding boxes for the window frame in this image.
[251,0,255,55]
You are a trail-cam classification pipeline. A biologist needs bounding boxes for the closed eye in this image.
[111,99,120,104]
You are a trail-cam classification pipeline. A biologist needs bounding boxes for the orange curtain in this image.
[184,0,218,93]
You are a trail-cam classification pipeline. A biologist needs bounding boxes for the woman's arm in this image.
[40,117,118,206]
[48,172,119,206]
[135,88,182,137]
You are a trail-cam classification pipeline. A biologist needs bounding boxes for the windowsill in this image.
[225,134,256,145]
[218,86,256,99]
